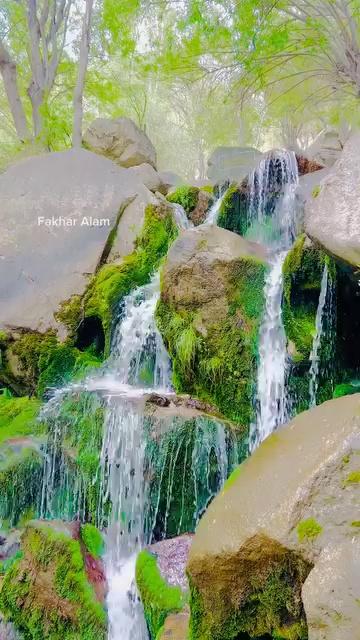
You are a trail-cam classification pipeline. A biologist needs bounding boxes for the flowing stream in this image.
[39,201,238,640]
[249,151,299,451]
[308,262,335,407]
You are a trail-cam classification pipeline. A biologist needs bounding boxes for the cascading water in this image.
[204,186,227,225]
[249,151,299,451]
[38,200,238,640]
[308,262,335,407]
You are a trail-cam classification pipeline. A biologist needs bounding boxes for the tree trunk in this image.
[0,41,31,142]
[28,81,44,138]
[72,0,94,147]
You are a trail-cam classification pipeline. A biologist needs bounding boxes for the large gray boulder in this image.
[187,394,360,639]
[127,163,166,193]
[207,146,263,183]
[0,149,148,335]
[307,129,344,167]
[305,133,360,267]
[84,117,157,168]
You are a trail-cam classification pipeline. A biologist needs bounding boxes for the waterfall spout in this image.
[309,263,335,407]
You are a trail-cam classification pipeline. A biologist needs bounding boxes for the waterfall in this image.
[308,263,335,407]
[204,186,227,225]
[250,151,299,451]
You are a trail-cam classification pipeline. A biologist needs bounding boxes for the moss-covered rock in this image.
[187,395,360,640]
[136,548,187,639]
[167,186,212,226]
[217,182,249,236]
[0,520,106,639]
[84,200,178,354]
[156,225,267,425]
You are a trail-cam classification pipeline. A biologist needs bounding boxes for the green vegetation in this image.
[81,524,104,559]
[297,518,323,542]
[0,394,42,443]
[312,186,321,199]
[189,553,310,640]
[0,521,106,639]
[351,521,360,528]
[0,445,43,527]
[333,383,360,399]
[84,201,178,354]
[156,256,266,424]
[167,185,200,215]
[136,550,186,640]
[344,471,360,485]
[217,184,248,236]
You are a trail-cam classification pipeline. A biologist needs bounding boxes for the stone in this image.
[158,171,184,191]
[307,129,344,167]
[108,186,157,262]
[305,133,360,267]
[0,617,21,640]
[207,146,263,183]
[84,117,156,168]
[127,163,167,193]
[159,611,190,639]
[147,535,193,593]
[302,541,360,640]
[0,149,146,336]
[156,225,267,424]
[187,394,360,639]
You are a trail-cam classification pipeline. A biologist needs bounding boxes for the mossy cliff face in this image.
[0,520,106,639]
[167,186,212,226]
[186,395,360,640]
[156,225,267,425]
[217,182,249,236]
[0,200,178,395]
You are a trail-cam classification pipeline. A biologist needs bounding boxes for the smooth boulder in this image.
[84,117,157,168]
[127,163,166,193]
[187,394,360,639]
[0,149,146,335]
[207,146,263,182]
[305,133,360,267]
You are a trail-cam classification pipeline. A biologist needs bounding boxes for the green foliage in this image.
[81,524,104,559]
[344,471,360,485]
[136,550,185,639]
[156,256,266,425]
[0,521,106,639]
[333,383,360,399]
[189,554,309,640]
[312,186,321,199]
[84,202,178,354]
[217,184,249,236]
[0,445,43,527]
[8,332,101,398]
[167,186,199,215]
[297,518,323,542]
[0,395,42,443]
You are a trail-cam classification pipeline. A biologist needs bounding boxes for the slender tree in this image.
[72,0,94,147]
[0,39,30,141]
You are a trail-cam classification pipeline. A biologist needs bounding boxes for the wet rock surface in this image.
[148,535,193,592]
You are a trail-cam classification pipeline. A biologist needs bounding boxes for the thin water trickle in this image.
[308,263,335,407]
[250,151,299,451]
[204,187,227,225]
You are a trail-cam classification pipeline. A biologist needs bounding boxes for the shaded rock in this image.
[0,149,146,337]
[108,186,157,262]
[0,617,21,640]
[148,535,193,593]
[296,167,329,209]
[156,225,267,424]
[158,171,184,191]
[305,133,360,267]
[207,146,263,183]
[187,394,360,639]
[0,520,106,639]
[302,540,360,640]
[296,154,324,175]
[307,129,344,167]
[188,190,212,226]
[84,117,156,168]
[158,610,190,639]
[127,163,166,193]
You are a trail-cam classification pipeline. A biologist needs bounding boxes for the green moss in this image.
[0,394,42,443]
[136,550,186,640]
[84,201,178,354]
[0,520,106,639]
[189,552,309,640]
[333,383,360,399]
[312,185,321,198]
[351,521,360,527]
[0,445,43,526]
[7,332,101,398]
[42,391,105,523]
[217,184,248,236]
[167,185,200,215]
[156,257,266,425]
[54,295,83,338]
[80,524,104,559]
[344,471,360,485]
[297,518,323,542]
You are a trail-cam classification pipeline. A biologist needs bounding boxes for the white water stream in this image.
[249,151,299,451]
